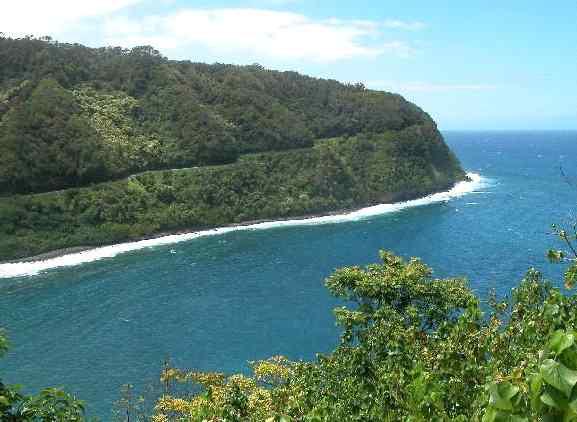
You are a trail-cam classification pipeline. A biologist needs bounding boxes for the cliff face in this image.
[0,37,465,260]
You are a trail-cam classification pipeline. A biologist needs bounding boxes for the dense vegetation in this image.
[0,122,464,261]
[0,36,436,195]
[151,227,577,421]
[0,36,466,261]
[2,226,577,421]
[3,34,577,422]
[0,330,86,421]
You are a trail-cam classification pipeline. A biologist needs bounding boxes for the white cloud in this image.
[103,8,417,62]
[382,19,426,31]
[102,16,180,50]
[1,0,142,37]
[380,41,416,59]
[1,3,421,63]
[367,80,497,93]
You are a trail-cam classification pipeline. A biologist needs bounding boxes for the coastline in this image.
[1,181,460,264]
[0,205,420,264]
[1,204,413,263]
[0,173,486,278]
[5,195,446,263]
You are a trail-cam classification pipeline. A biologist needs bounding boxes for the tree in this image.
[0,78,106,193]
[0,330,86,421]
[149,245,577,421]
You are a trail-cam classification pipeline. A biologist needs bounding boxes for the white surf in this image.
[0,172,489,278]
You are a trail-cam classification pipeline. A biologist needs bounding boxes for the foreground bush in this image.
[0,330,86,421]
[3,230,576,420]
[153,247,577,421]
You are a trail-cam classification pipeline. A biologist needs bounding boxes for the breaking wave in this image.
[0,172,489,278]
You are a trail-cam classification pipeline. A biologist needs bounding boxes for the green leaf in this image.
[483,407,528,422]
[540,359,577,398]
[569,396,577,413]
[529,373,544,411]
[548,249,565,263]
[544,304,560,317]
[482,407,497,422]
[560,345,577,369]
[549,330,575,355]
[564,263,577,290]
[487,382,520,411]
[540,390,567,410]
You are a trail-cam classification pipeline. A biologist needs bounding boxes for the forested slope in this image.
[0,36,466,260]
[0,36,434,194]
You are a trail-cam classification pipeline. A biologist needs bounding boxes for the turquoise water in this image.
[1,131,576,418]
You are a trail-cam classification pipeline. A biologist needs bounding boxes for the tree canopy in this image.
[0,330,86,421]
[152,226,577,421]
[4,240,577,420]
[0,129,464,261]
[0,36,465,260]
[0,36,432,195]
[3,215,577,420]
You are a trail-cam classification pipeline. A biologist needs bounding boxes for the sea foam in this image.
[0,172,488,278]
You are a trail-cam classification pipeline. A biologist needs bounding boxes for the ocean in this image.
[1,130,576,418]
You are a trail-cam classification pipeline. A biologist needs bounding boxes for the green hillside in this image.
[0,36,465,260]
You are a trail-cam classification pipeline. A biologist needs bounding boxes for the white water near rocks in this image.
[0,172,487,278]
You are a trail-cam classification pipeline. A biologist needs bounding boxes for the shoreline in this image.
[0,173,486,277]
[0,204,424,264]
[2,183,458,264]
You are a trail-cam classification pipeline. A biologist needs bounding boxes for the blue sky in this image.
[3,0,577,129]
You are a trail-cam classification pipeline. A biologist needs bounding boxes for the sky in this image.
[2,0,577,130]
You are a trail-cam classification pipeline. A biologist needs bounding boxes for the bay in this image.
[1,130,576,419]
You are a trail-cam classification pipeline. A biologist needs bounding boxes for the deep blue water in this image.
[1,131,577,419]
